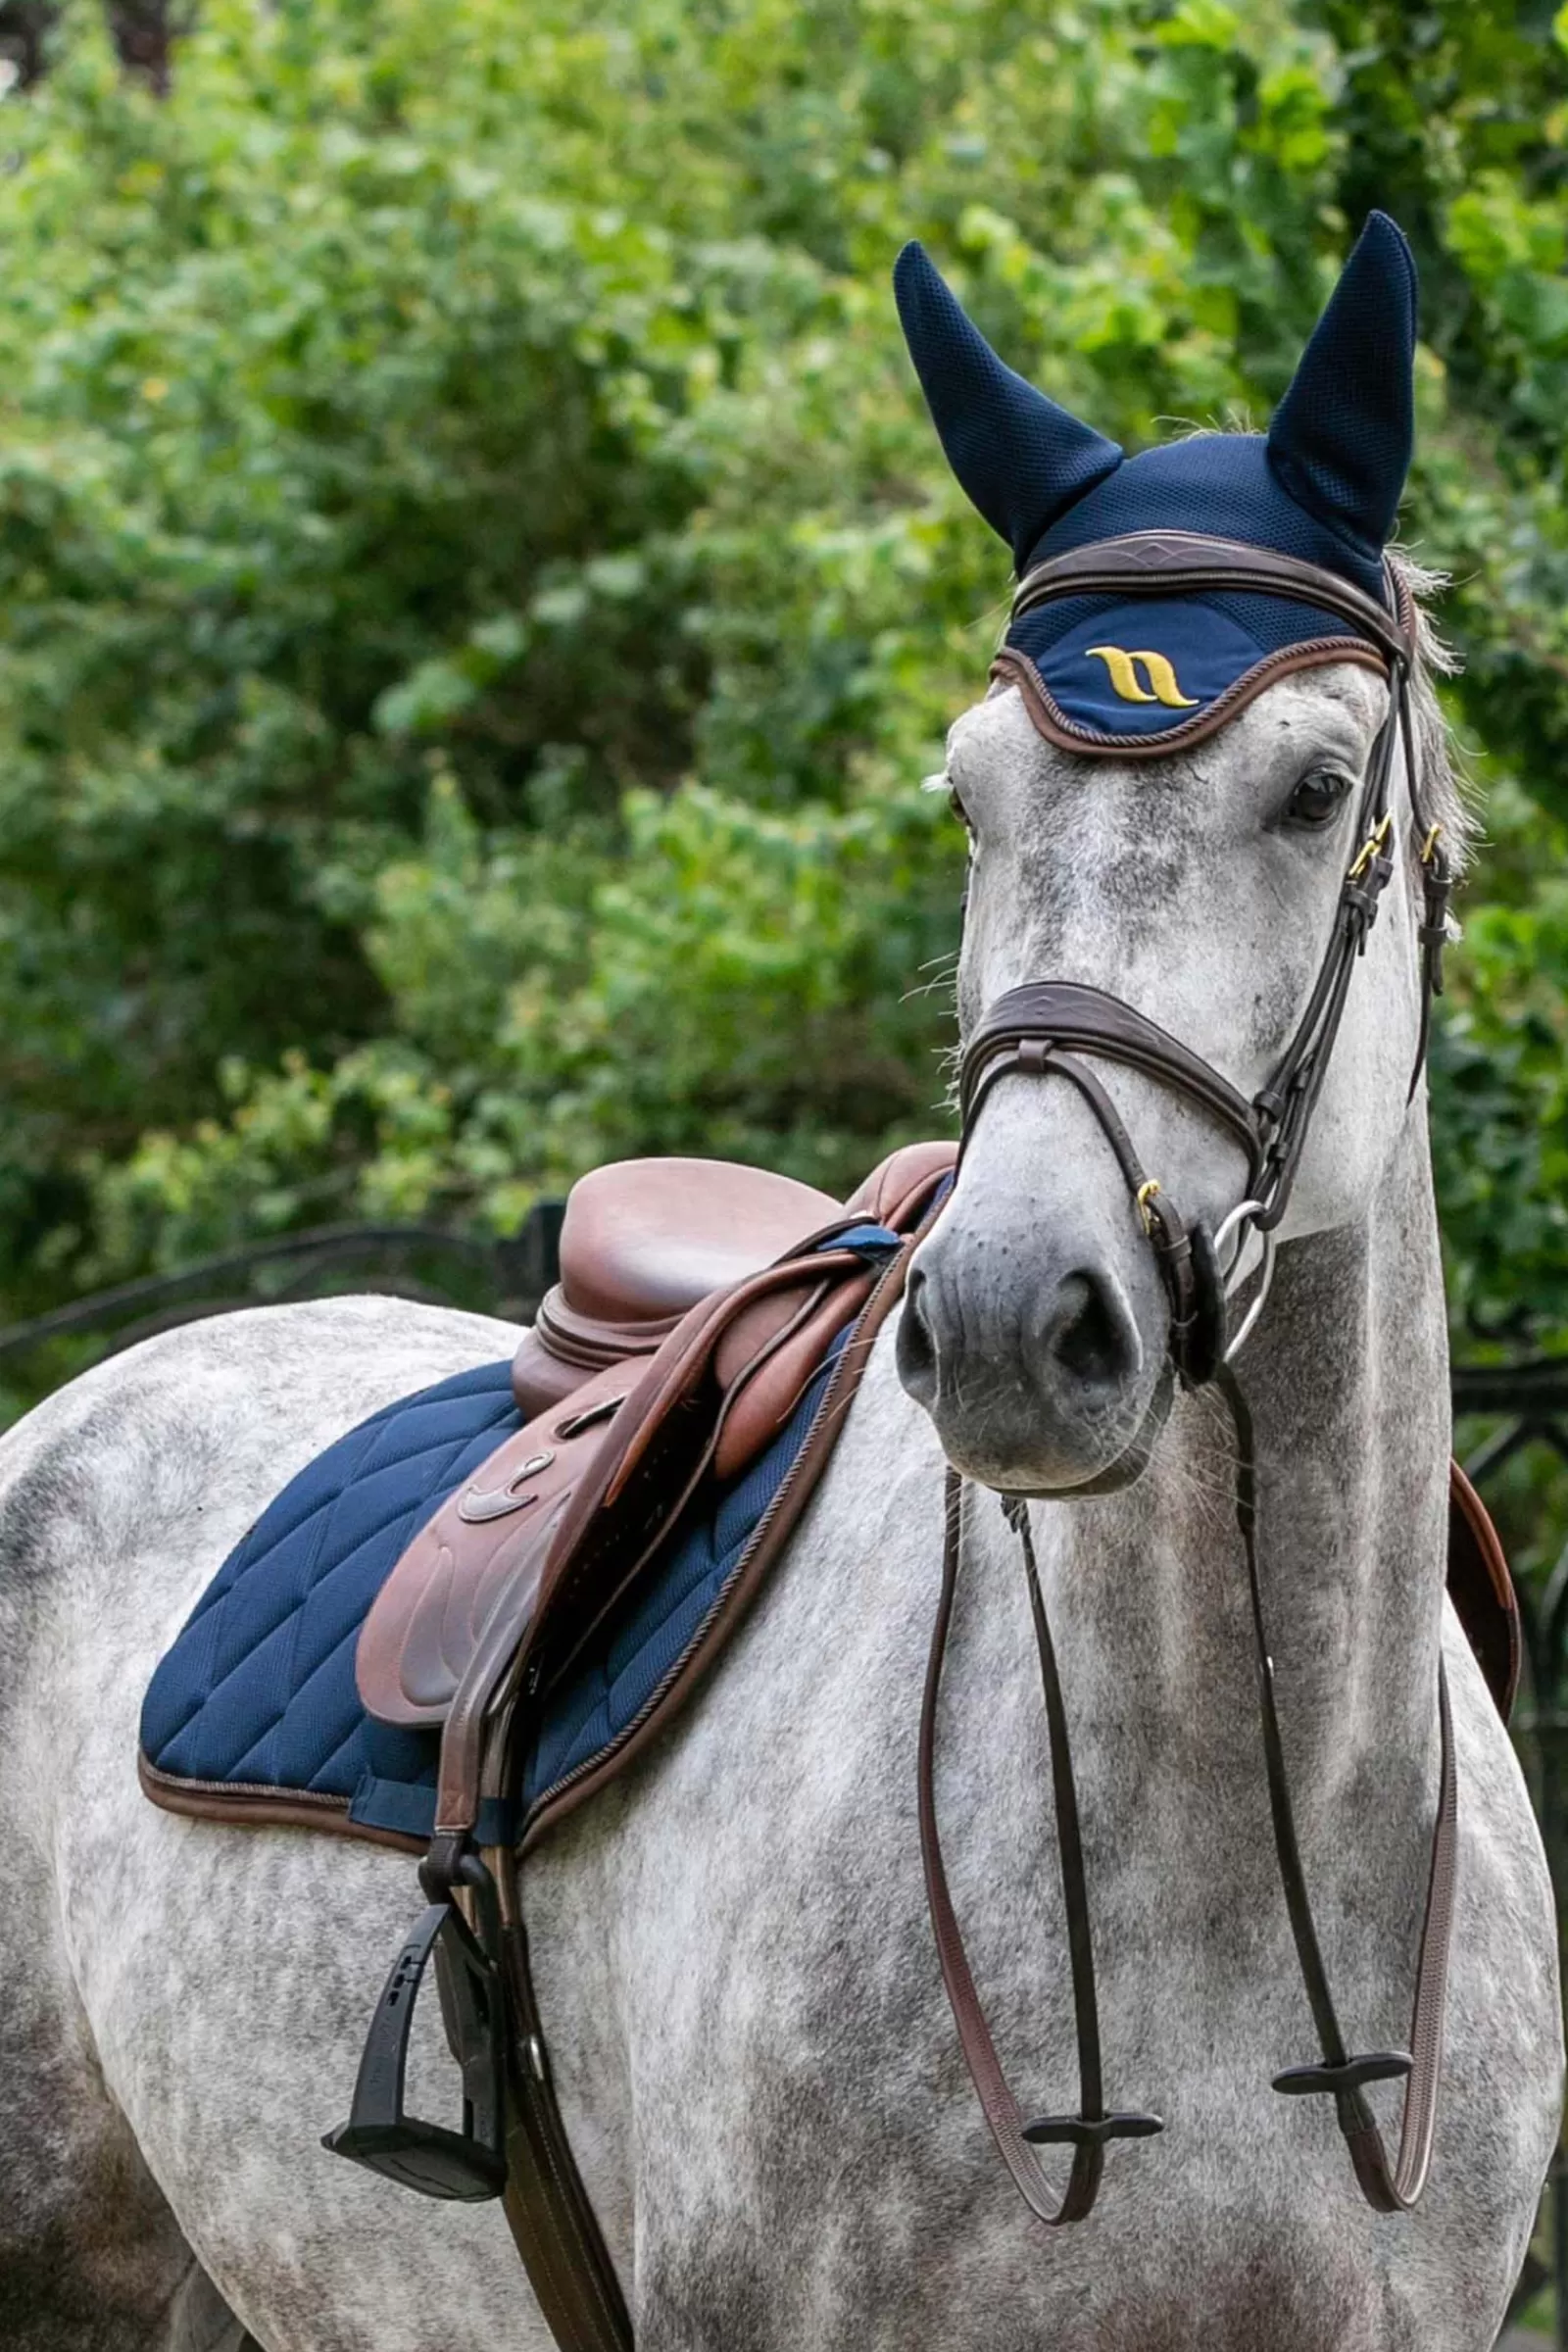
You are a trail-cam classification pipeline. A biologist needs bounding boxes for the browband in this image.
[1009,530,1414,663]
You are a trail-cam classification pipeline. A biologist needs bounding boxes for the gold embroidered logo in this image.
[1084,646,1200,709]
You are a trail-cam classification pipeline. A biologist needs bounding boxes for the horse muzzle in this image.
[897,1108,1175,1494]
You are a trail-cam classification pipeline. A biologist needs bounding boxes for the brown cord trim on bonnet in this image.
[990,638,1390,760]
[1010,530,1413,651]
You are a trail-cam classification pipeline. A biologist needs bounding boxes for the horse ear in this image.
[1266,212,1417,558]
[894,241,1122,566]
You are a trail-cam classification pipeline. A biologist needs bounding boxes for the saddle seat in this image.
[513,1145,957,1415]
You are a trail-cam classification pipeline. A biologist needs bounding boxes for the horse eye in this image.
[948,784,973,835]
[1285,769,1352,830]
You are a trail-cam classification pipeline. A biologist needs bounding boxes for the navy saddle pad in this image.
[140,1341,843,1850]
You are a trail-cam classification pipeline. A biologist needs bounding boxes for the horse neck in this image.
[1028,1108,1449,1821]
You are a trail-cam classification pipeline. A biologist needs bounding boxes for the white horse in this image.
[0,530,1559,2347]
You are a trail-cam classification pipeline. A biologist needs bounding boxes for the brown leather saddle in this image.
[354,1143,957,1849]
[321,1136,1519,2352]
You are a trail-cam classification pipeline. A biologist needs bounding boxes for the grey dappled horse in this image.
[1,223,1562,2350]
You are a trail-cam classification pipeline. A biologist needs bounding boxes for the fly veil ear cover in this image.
[893,217,1418,751]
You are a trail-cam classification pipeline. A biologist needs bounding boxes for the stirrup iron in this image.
[324,1851,509,2202]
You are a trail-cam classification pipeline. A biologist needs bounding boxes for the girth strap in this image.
[492,1850,636,2352]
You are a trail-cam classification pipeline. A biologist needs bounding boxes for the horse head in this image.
[893,216,1468,1496]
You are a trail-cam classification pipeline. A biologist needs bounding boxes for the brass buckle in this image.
[1347,811,1394,883]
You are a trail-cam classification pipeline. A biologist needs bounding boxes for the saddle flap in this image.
[711,1274,871,1482]
[355,1361,635,1731]
[530,1249,873,1684]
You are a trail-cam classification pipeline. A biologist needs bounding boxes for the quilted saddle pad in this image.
[139,1341,845,1851]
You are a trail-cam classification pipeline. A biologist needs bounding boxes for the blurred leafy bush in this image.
[0,0,1564,1367]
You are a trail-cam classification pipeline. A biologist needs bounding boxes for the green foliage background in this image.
[1,0,1567,1391]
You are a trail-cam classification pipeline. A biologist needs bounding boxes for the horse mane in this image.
[1388,546,1476,874]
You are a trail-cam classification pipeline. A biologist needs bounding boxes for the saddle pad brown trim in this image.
[137,1752,423,1854]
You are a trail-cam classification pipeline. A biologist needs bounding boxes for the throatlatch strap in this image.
[918,1472,1161,2226]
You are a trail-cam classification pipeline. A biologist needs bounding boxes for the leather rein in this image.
[918,531,1459,2223]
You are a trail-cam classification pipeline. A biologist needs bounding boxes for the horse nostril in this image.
[1046,1270,1141,1392]
[897,1265,939,1404]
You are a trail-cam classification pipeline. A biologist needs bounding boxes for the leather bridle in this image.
[971,531,1454,1381]
[919,531,1459,2224]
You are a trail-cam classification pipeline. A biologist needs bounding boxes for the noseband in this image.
[920,532,1458,2226]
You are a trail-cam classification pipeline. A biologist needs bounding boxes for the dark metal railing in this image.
[0,1206,567,1371]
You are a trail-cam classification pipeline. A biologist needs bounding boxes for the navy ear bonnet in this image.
[895,214,1417,745]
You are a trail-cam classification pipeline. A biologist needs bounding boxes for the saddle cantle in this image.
[511,1156,841,1409]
